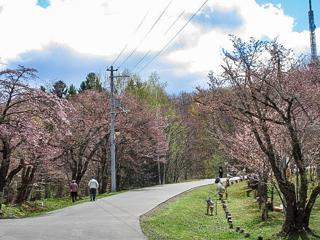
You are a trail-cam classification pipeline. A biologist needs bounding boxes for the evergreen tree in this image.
[79,72,102,92]
[40,85,46,92]
[68,84,77,96]
[51,80,67,98]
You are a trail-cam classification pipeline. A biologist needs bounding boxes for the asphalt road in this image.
[0,179,215,240]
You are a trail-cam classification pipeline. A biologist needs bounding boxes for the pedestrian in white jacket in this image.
[88,177,99,201]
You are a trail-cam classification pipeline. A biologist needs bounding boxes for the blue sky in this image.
[37,0,50,8]
[256,0,320,32]
[1,0,318,94]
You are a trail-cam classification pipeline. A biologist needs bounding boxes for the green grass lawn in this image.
[141,181,320,240]
[0,191,121,218]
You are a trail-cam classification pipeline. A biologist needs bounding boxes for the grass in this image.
[141,181,320,240]
[0,191,122,218]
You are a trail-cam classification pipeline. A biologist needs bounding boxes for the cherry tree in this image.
[202,37,320,237]
[115,94,168,189]
[0,66,70,205]
[57,90,110,188]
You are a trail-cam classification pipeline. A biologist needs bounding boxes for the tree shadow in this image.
[273,230,320,240]
[286,231,320,240]
[307,228,320,239]
[299,232,310,240]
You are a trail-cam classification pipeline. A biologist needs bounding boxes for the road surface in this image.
[0,179,217,240]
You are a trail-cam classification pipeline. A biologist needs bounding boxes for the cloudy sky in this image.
[0,0,319,93]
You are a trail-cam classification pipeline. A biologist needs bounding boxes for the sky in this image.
[0,0,319,94]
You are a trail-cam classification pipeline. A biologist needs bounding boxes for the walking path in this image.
[0,179,221,240]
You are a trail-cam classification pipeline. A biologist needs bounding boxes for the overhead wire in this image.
[137,0,210,74]
[164,10,185,36]
[111,9,150,67]
[118,0,173,68]
[131,50,152,71]
[131,10,186,72]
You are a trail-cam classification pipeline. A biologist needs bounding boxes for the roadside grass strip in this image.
[141,181,320,240]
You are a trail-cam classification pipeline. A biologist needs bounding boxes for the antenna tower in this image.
[309,0,318,62]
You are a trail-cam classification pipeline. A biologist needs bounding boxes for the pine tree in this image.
[51,80,67,98]
[79,72,102,92]
[68,84,77,96]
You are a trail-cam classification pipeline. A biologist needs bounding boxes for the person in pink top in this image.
[69,180,78,203]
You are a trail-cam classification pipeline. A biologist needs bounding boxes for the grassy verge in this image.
[0,191,121,218]
[141,181,320,240]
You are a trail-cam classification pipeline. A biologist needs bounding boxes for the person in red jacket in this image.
[69,180,78,203]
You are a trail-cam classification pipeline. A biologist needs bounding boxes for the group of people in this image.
[69,177,99,203]
[70,168,225,208]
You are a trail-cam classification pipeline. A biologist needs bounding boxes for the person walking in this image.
[69,180,78,203]
[218,166,223,178]
[215,177,225,200]
[88,177,99,201]
[206,197,215,215]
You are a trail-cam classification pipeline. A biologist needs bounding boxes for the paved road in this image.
[0,179,216,240]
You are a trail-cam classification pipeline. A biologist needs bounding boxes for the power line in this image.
[132,50,151,71]
[164,10,185,36]
[118,0,173,68]
[111,44,128,67]
[137,0,210,74]
[132,10,186,72]
[111,10,150,67]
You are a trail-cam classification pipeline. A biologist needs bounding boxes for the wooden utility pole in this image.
[107,66,118,192]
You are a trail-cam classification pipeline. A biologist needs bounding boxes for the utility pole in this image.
[156,90,161,185]
[106,66,129,192]
[107,66,118,192]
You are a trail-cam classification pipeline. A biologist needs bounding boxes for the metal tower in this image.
[309,0,318,62]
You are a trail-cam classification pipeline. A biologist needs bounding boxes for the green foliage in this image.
[68,84,77,95]
[1,191,121,218]
[79,72,102,92]
[51,80,67,98]
[141,181,320,240]
[125,71,168,107]
[164,109,188,183]
[204,153,224,178]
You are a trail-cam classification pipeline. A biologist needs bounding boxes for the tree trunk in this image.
[0,139,12,210]
[303,185,320,229]
[257,181,268,221]
[259,123,314,236]
[15,165,36,204]
[0,191,3,212]
[44,181,51,199]
[309,166,314,182]
[0,139,11,193]
[282,203,309,237]
[278,181,319,237]
[163,162,166,184]
[98,152,108,194]
[317,161,320,182]
[270,182,274,210]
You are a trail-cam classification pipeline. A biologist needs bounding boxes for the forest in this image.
[0,66,221,204]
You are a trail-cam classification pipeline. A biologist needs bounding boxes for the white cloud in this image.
[166,0,311,76]
[0,0,316,85]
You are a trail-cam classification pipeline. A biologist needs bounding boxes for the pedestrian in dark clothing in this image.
[88,177,99,201]
[69,180,78,203]
[218,166,223,178]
